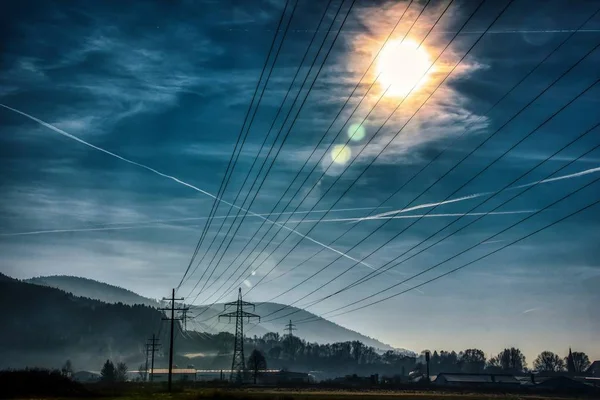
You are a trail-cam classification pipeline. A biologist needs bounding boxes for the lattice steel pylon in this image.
[219,288,260,382]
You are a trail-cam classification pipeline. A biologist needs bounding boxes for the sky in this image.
[1,0,599,363]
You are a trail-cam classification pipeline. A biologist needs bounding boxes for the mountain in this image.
[25,275,159,307]
[0,275,165,370]
[189,302,398,352]
[21,275,407,353]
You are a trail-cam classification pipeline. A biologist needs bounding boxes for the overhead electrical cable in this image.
[218,0,497,304]
[189,0,433,312]
[295,176,600,323]
[257,75,600,323]
[177,0,293,290]
[256,5,600,287]
[199,0,445,309]
[191,0,419,311]
[185,0,346,303]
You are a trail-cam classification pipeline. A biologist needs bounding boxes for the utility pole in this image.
[146,334,161,382]
[160,289,188,392]
[219,288,260,382]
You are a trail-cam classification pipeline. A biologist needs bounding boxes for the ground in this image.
[60,387,594,400]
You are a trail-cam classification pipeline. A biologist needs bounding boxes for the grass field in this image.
[81,387,589,400]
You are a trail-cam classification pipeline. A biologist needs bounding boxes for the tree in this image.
[460,349,486,373]
[137,364,147,381]
[491,348,526,373]
[247,349,267,384]
[566,350,591,374]
[61,359,73,377]
[534,351,565,372]
[100,360,116,382]
[115,362,128,382]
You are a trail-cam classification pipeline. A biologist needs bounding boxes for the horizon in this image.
[1,0,599,367]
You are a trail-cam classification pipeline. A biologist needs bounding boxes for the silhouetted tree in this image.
[490,348,526,373]
[115,362,128,382]
[533,351,565,372]
[137,364,146,381]
[61,360,73,377]
[460,349,486,373]
[566,351,591,374]
[100,360,116,382]
[247,349,267,384]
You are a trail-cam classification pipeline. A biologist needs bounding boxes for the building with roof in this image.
[587,361,600,377]
[434,373,520,388]
[149,369,196,382]
[72,371,100,383]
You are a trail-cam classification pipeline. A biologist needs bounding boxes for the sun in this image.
[376,39,433,98]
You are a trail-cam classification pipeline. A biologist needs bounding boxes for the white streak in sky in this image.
[355,166,600,222]
[513,166,600,188]
[284,210,536,224]
[355,194,489,222]
[0,207,383,237]
[0,104,376,271]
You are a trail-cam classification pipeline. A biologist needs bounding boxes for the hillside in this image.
[0,274,166,370]
[25,275,159,307]
[188,303,399,352]
[24,275,403,352]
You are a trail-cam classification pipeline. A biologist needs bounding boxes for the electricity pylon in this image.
[284,320,296,337]
[219,288,260,382]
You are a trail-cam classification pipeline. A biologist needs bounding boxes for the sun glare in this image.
[376,39,433,98]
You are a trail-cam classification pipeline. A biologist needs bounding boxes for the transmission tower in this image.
[284,320,296,337]
[219,288,260,382]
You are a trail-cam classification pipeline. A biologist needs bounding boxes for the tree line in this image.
[184,330,593,376]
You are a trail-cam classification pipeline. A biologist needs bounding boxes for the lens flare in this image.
[347,123,366,141]
[331,144,351,165]
[376,39,433,98]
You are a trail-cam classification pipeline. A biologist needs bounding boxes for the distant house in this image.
[259,370,311,385]
[587,361,600,377]
[535,376,591,391]
[434,373,520,388]
[149,369,196,382]
[72,371,100,383]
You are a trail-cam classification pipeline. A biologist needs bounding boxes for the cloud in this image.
[1,207,383,237]
[0,103,382,273]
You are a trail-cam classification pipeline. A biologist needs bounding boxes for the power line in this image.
[197,0,443,309]
[216,0,497,305]
[258,72,600,323]
[255,4,600,289]
[188,0,423,315]
[264,120,600,324]
[178,0,294,290]
[297,177,600,323]
[186,0,360,311]
[186,0,345,304]
[244,22,600,319]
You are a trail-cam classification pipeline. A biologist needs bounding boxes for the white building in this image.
[149,368,197,382]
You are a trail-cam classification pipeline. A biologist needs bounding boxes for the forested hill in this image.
[25,275,159,307]
[0,274,166,370]
[24,275,398,352]
[189,303,397,352]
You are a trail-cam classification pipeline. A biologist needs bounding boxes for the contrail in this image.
[0,104,377,270]
[0,207,383,237]
[357,194,486,221]
[284,210,536,224]
[355,166,600,222]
